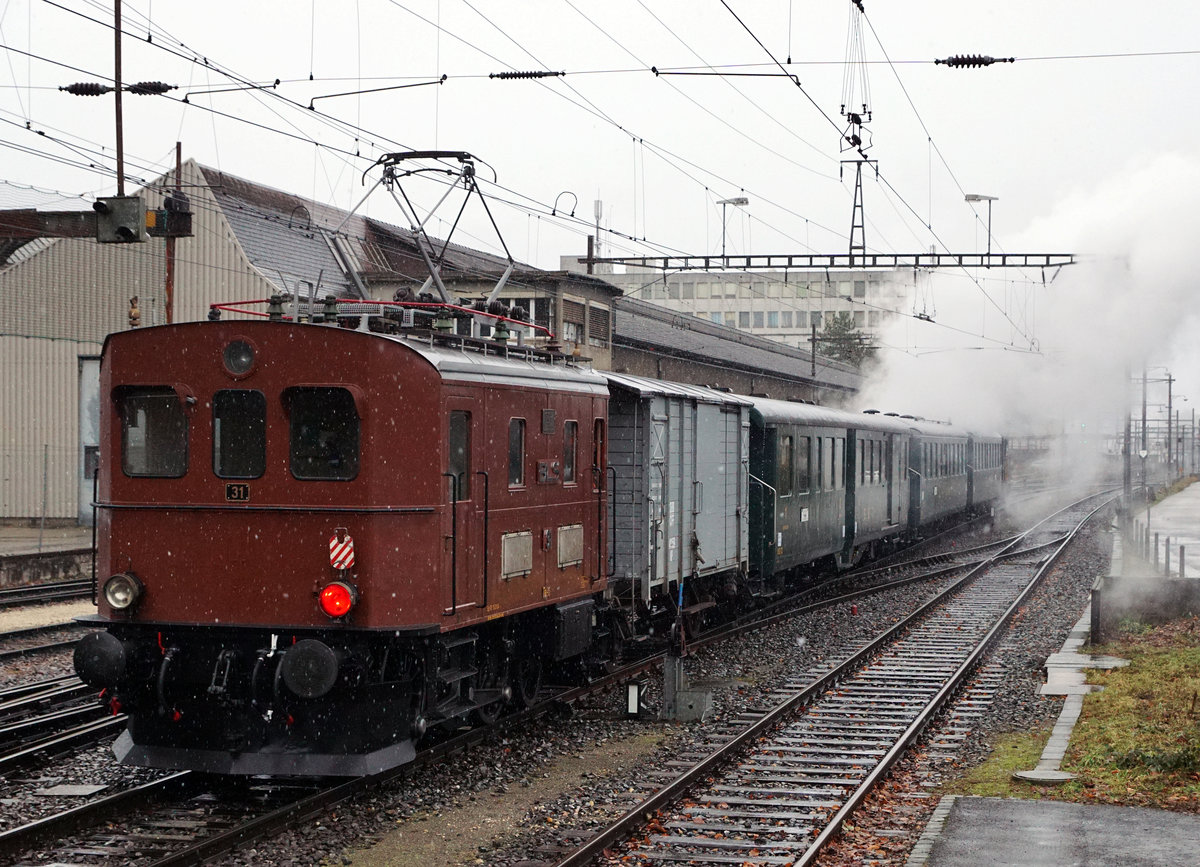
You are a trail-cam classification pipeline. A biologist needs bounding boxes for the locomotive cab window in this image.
[448,410,471,499]
[119,386,188,478]
[563,420,578,484]
[508,418,526,487]
[285,387,359,481]
[213,389,265,479]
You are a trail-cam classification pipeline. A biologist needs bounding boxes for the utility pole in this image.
[114,0,125,195]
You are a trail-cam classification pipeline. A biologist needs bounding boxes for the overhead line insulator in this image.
[489,70,565,80]
[934,55,1016,68]
[60,82,114,96]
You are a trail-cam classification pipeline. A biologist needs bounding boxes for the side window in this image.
[448,410,471,500]
[286,387,359,481]
[119,386,188,477]
[778,434,793,497]
[508,418,526,487]
[592,418,606,492]
[823,437,834,490]
[796,436,811,493]
[563,420,578,484]
[814,437,824,491]
[859,439,866,485]
[213,389,265,479]
[835,437,844,490]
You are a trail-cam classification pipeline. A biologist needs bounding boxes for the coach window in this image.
[286,387,359,481]
[778,435,793,497]
[119,386,188,478]
[834,438,845,489]
[858,440,866,485]
[448,411,471,499]
[824,437,834,490]
[508,418,526,487]
[213,389,265,479]
[563,420,578,484]
[796,436,811,493]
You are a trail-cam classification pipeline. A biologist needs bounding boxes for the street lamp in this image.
[964,193,997,256]
[717,196,749,260]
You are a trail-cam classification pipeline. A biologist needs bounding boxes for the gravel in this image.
[0,503,1111,867]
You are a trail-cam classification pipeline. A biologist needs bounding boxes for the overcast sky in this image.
[3,1,1198,430]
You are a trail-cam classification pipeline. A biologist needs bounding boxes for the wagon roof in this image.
[748,396,914,432]
[602,372,753,407]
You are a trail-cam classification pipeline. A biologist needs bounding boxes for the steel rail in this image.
[551,492,1113,867]
[0,771,197,859]
[0,714,127,775]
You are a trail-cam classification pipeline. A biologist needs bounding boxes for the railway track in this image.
[0,504,1079,865]
[546,491,1113,866]
[0,578,92,609]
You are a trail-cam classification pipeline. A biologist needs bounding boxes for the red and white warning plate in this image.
[329,530,355,570]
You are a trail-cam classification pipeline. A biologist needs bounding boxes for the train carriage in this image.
[75,319,609,775]
[970,433,1006,508]
[604,374,750,610]
[907,421,972,528]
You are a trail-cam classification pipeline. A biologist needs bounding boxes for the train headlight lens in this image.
[319,581,356,618]
[103,572,143,611]
[222,339,255,376]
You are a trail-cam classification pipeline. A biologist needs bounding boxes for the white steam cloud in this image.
[857,152,1200,439]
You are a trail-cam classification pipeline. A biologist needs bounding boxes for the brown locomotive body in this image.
[75,318,611,775]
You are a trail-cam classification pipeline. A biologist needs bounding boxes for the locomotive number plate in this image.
[225,483,251,502]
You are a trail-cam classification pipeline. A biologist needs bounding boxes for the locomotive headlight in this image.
[318,581,357,619]
[103,572,143,611]
[222,339,256,377]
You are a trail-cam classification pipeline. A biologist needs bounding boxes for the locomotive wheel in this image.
[513,656,542,708]
[470,644,507,726]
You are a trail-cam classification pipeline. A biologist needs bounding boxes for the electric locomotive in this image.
[74,315,611,775]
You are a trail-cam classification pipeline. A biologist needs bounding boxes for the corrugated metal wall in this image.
[0,337,96,520]
[0,159,277,521]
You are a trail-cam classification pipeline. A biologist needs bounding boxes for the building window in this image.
[811,312,822,328]
[213,389,265,479]
[796,311,807,328]
[587,305,611,347]
[508,418,525,487]
[681,283,694,300]
[853,280,866,298]
[781,310,793,328]
[854,310,865,327]
[697,282,711,299]
[286,387,360,481]
[868,311,880,327]
[119,386,188,478]
[448,410,471,499]
[724,312,736,327]
[710,312,722,324]
[767,310,779,328]
[737,311,750,328]
[753,311,764,328]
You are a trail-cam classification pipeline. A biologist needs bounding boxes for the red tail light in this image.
[319,581,357,618]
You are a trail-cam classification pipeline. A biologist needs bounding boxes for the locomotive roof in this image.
[389,332,610,395]
[602,372,753,407]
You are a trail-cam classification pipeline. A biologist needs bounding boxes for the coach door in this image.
[885,434,898,526]
[445,397,484,613]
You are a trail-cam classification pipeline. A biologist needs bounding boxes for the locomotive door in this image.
[445,397,484,613]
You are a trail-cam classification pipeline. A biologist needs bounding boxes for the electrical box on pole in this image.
[94,195,146,243]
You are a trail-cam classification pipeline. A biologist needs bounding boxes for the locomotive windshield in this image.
[118,386,188,478]
[285,387,360,480]
[213,389,266,479]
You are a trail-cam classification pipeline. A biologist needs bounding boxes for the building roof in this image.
[197,165,620,303]
[611,295,862,393]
